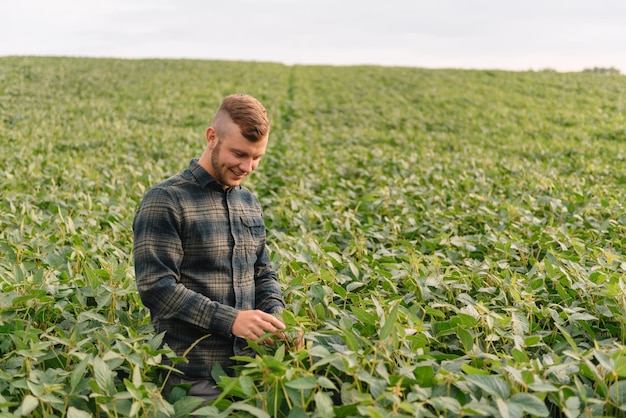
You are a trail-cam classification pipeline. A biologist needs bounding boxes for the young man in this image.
[133,94,288,401]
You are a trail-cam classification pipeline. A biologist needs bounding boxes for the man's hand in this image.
[291,331,305,350]
[232,310,286,343]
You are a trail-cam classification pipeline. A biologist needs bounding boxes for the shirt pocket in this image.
[240,215,265,253]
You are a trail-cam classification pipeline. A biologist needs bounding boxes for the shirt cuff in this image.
[209,304,239,336]
[269,306,284,314]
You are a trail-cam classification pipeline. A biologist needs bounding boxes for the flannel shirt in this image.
[133,159,285,378]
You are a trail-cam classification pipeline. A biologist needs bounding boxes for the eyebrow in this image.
[231,147,265,159]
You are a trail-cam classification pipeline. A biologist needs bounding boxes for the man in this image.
[133,94,288,401]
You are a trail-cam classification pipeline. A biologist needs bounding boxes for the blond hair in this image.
[213,94,270,142]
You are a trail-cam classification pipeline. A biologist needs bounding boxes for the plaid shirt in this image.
[133,159,284,378]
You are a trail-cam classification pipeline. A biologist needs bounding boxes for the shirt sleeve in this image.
[132,186,239,335]
[253,228,286,314]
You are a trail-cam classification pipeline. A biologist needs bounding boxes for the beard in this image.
[210,142,247,188]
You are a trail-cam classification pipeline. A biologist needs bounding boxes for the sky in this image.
[2,0,626,73]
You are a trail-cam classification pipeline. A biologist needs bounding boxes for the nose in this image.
[240,158,254,173]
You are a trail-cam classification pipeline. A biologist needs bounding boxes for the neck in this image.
[198,151,212,175]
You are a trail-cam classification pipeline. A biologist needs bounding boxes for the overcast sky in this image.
[2,0,625,73]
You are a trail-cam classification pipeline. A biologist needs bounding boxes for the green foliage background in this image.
[1,57,625,417]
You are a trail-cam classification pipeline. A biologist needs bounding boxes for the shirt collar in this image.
[189,158,220,189]
[188,158,242,191]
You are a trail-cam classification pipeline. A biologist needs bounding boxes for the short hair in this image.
[212,94,270,142]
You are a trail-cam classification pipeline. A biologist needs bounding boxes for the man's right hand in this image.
[232,310,286,343]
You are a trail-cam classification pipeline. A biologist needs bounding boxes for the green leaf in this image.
[609,380,626,406]
[523,336,542,347]
[173,396,207,418]
[239,375,255,397]
[511,348,529,363]
[457,326,473,350]
[12,290,47,305]
[67,406,92,418]
[496,397,519,418]
[356,370,386,398]
[124,378,144,400]
[425,307,446,319]
[287,406,309,418]
[544,256,558,278]
[429,396,461,413]
[465,375,510,398]
[614,353,626,378]
[379,302,399,340]
[569,312,597,321]
[92,356,114,395]
[461,364,489,375]
[413,365,435,387]
[343,330,361,351]
[308,345,331,359]
[274,343,286,362]
[314,391,334,417]
[132,363,142,388]
[18,395,39,416]
[509,393,550,416]
[149,332,166,351]
[555,324,579,353]
[70,357,89,390]
[456,313,479,328]
[185,405,221,416]
[78,311,108,324]
[285,376,317,390]
[280,309,297,326]
[350,306,376,326]
[317,376,338,390]
[228,401,271,418]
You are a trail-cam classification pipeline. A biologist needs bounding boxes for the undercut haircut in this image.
[212,94,270,142]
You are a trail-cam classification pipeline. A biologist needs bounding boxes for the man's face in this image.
[207,120,268,189]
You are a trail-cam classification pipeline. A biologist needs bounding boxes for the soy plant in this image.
[2,56,626,416]
[210,298,440,417]
[0,248,179,415]
[263,65,626,416]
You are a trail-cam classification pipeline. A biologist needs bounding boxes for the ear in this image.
[206,127,218,149]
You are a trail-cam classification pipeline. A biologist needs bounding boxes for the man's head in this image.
[199,94,270,189]
[213,94,270,142]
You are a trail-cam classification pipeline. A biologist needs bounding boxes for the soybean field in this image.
[1,57,626,417]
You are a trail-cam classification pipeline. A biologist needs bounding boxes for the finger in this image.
[260,337,275,346]
[259,322,287,341]
[287,331,304,350]
[295,335,304,349]
[240,325,263,340]
[256,311,286,330]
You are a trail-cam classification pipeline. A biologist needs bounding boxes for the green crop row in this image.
[1,56,625,417]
